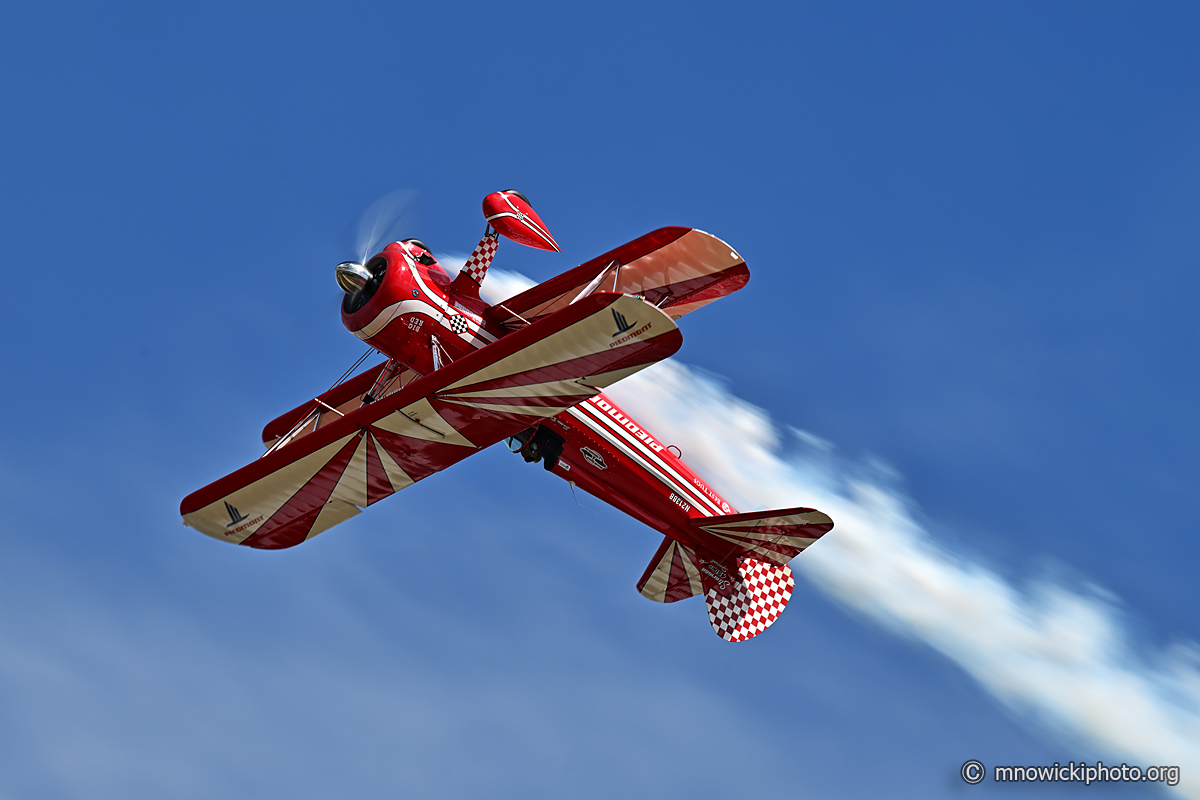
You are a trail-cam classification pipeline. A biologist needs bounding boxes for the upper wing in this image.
[180,292,682,549]
[485,227,749,328]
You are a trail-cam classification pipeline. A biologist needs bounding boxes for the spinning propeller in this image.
[335,189,559,301]
[335,189,419,295]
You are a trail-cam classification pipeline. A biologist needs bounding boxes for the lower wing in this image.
[180,292,681,549]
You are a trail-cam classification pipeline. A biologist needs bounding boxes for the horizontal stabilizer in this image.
[704,558,794,643]
[637,537,704,603]
[689,507,833,566]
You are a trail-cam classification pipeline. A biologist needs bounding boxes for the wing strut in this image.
[571,260,619,305]
[363,360,400,404]
[450,228,500,297]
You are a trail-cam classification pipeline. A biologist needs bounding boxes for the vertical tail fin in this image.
[636,507,830,642]
[703,558,794,642]
[689,507,828,641]
[635,537,797,643]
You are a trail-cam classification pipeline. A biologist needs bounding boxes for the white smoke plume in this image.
[609,360,1200,798]
[479,268,1199,797]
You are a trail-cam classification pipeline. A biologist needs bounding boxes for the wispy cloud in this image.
[483,268,1200,797]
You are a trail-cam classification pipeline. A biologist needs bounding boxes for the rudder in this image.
[703,558,794,642]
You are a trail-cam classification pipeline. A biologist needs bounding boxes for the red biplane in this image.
[181,191,833,642]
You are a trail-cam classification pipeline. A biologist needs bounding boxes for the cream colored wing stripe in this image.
[443,377,599,401]
[638,541,704,603]
[436,400,566,418]
[695,511,830,559]
[305,500,362,542]
[440,364,658,404]
[705,528,821,550]
[373,397,478,448]
[443,298,669,392]
[701,534,796,566]
[438,365,664,419]
[370,433,415,492]
[696,511,832,530]
[639,543,677,603]
[182,432,360,543]
[328,434,369,509]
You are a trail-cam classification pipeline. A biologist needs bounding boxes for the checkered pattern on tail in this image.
[704,559,794,642]
[460,233,499,285]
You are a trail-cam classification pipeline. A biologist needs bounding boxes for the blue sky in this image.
[2,2,1196,798]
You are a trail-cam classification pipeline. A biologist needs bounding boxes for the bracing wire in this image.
[326,346,376,393]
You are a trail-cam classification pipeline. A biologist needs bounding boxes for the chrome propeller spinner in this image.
[335,261,372,294]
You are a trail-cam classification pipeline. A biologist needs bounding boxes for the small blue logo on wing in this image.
[611,308,636,337]
[225,501,248,528]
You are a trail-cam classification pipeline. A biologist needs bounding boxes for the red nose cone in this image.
[482,190,560,252]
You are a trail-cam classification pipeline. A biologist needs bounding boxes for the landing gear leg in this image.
[505,425,565,471]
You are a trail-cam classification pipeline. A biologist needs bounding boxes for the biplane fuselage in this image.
[182,191,833,642]
[338,239,737,553]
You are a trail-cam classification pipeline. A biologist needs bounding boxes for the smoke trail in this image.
[607,360,1200,798]
[476,268,1199,796]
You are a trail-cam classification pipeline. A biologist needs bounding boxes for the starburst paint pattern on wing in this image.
[181,293,682,549]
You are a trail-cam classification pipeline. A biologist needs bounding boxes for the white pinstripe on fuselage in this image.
[567,398,728,518]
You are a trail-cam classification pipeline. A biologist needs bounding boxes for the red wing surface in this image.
[487,228,749,328]
[181,293,681,549]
